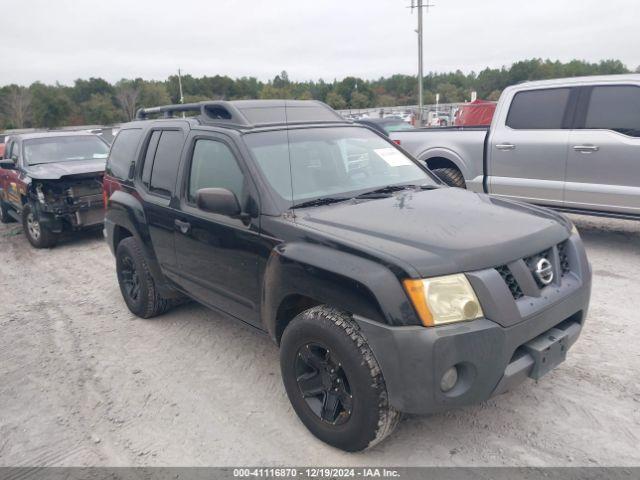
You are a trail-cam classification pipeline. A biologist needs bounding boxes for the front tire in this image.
[280,306,400,452]
[22,204,58,248]
[116,237,173,318]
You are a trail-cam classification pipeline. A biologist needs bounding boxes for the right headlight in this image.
[403,274,484,327]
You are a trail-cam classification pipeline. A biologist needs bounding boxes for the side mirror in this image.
[196,188,241,217]
[0,158,16,169]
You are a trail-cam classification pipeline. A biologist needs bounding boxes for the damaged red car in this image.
[0,131,109,248]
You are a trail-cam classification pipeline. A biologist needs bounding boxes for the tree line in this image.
[1,58,636,130]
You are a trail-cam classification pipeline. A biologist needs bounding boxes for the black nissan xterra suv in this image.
[104,100,591,452]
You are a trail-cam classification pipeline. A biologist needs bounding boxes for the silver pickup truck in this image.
[391,74,640,220]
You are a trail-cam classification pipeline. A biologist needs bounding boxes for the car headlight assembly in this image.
[403,274,484,327]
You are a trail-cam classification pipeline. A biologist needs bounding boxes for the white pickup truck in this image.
[391,74,640,220]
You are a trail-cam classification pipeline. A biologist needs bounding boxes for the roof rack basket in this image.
[135,100,345,128]
[136,102,238,122]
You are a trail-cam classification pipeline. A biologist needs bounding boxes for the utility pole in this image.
[417,0,423,125]
[178,68,185,118]
[178,69,185,105]
[411,0,434,126]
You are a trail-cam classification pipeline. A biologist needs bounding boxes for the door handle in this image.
[573,145,599,153]
[495,143,516,151]
[174,219,191,235]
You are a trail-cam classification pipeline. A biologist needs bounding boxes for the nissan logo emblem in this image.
[535,258,554,285]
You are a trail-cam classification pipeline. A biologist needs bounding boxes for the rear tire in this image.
[116,237,173,318]
[22,204,58,248]
[0,201,15,223]
[431,167,466,188]
[280,306,400,452]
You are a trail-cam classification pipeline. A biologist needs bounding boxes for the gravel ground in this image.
[0,214,638,467]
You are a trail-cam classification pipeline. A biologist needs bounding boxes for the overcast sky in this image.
[3,0,639,86]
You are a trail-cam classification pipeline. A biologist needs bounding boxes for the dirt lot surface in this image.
[0,214,638,467]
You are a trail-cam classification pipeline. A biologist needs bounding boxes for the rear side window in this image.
[106,129,142,180]
[188,139,245,204]
[141,131,161,188]
[149,130,185,196]
[584,85,640,137]
[506,88,571,130]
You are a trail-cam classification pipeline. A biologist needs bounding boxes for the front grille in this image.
[496,240,573,299]
[496,265,524,299]
[558,241,570,277]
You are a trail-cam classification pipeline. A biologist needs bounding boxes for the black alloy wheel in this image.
[295,342,353,425]
[119,254,141,303]
[115,237,174,318]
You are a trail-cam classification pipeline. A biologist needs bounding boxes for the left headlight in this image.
[403,274,484,327]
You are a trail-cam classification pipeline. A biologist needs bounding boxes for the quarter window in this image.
[149,130,184,196]
[188,139,245,205]
[506,88,571,130]
[584,85,640,137]
[106,129,142,180]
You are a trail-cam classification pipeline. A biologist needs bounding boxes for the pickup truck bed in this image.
[391,74,640,219]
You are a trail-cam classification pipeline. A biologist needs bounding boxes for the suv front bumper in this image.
[354,234,591,415]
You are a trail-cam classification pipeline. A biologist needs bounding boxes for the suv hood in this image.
[295,188,570,277]
[24,159,106,180]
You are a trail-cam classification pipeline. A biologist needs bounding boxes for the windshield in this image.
[24,136,109,165]
[244,127,436,209]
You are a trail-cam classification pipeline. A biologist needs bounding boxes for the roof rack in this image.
[135,100,347,128]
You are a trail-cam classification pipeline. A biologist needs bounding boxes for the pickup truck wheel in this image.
[0,201,15,223]
[431,167,466,189]
[280,306,400,452]
[22,204,58,248]
[116,237,172,319]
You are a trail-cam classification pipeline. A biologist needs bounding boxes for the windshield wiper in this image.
[291,197,351,209]
[355,184,419,199]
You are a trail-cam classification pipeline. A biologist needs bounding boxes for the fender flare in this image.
[106,190,174,296]
[261,242,421,342]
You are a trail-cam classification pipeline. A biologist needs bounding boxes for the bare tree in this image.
[3,86,32,128]
[116,82,141,121]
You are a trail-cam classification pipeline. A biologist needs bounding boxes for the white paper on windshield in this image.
[93,153,108,159]
[374,147,413,167]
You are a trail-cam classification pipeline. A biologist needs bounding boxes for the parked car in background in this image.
[0,137,5,158]
[0,131,109,247]
[104,100,590,452]
[426,112,451,127]
[391,74,640,220]
[356,117,415,136]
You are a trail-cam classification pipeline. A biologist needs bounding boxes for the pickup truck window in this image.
[506,88,571,130]
[107,129,142,180]
[245,127,434,205]
[188,139,245,204]
[584,85,640,137]
[149,130,184,197]
[24,136,109,166]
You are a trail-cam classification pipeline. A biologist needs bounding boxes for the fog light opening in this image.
[440,366,459,393]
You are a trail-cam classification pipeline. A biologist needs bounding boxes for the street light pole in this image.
[417,0,423,126]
